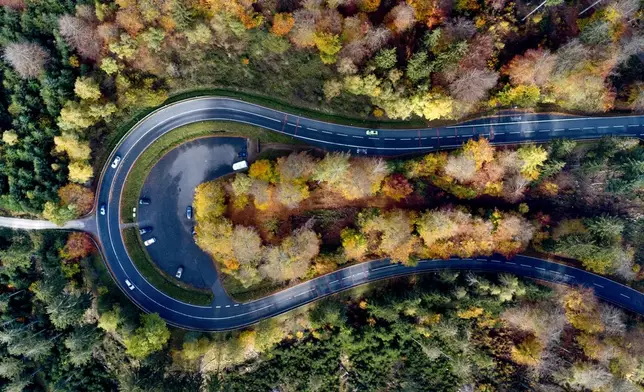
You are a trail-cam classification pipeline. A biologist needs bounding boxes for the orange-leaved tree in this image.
[61,232,95,260]
[58,183,94,216]
[271,13,295,37]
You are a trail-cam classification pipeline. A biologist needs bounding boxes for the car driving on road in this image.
[365,129,378,136]
[186,206,192,220]
[139,227,152,235]
[111,155,121,168]
[175,266,184,279]
[125,279,135,290]
[100,204,106,216]
[143,237,156,246]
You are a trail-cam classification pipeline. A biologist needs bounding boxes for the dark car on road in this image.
[139,198,151,205]
[186,206,192,220]
[139,227,152,235]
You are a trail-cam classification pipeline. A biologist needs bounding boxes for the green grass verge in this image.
[220,274,286,303]
[122,227,214,305]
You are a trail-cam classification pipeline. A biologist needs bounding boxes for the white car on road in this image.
[111,155,122,168]
[125,279,135,290]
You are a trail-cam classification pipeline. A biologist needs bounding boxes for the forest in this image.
[0,0,642,222]
[1,228,643,391]
[0,0,643,390]
[193,138,643,297]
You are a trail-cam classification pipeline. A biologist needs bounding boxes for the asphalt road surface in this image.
[137,137,246,296]
[94,97,644,331]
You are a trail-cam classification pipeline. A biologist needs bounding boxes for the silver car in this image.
[175,266,184,279]
[143,237,156,247]
[125,279,135,290]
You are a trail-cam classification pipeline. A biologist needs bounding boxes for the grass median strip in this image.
[220,274,285,303]
[122,227,214,305]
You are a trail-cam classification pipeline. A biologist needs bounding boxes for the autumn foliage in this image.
[406,139,548,201]
[58,184,94,216]
[194,146,542,287]
[61,232,95,261]
[381,174,413,201]
[271,13,295,37]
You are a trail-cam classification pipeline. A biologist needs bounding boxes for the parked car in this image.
[100,204,106,216]
[175,266,184,279]
[232,160,248,171]
[125,279,135,290]
[139,227,152,235]
[365,129,378,136]
[143,237,156,246]
[111,155,122,168]
[186,206,193,220]
[139,198,151,205]
[191,226,196,236]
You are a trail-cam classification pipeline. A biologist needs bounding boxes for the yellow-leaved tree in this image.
[517,144,548,180]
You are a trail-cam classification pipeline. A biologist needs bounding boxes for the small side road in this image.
[0,215,96,233]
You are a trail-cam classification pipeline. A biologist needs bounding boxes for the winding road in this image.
[89,97,644,331]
